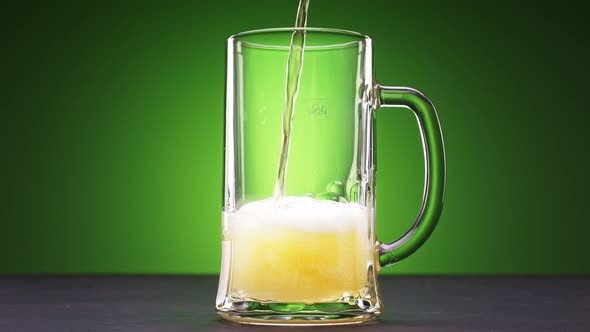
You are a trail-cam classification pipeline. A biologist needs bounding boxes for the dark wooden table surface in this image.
[1,276,589,331]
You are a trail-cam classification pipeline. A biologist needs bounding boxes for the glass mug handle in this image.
[375,85,446,268]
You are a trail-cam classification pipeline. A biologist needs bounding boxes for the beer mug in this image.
[216,28,445,325]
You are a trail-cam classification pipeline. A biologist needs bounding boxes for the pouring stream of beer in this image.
[273,0,310,200]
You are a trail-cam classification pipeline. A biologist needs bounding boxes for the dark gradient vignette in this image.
[1,1,589,274]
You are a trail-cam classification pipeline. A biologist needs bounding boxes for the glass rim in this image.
[228,27,371,49]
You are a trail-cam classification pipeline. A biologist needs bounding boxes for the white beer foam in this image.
[228,196,367,233]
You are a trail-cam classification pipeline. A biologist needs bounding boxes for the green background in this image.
[1,0,589,274]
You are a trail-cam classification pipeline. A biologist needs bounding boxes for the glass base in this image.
[216,299,381,326]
